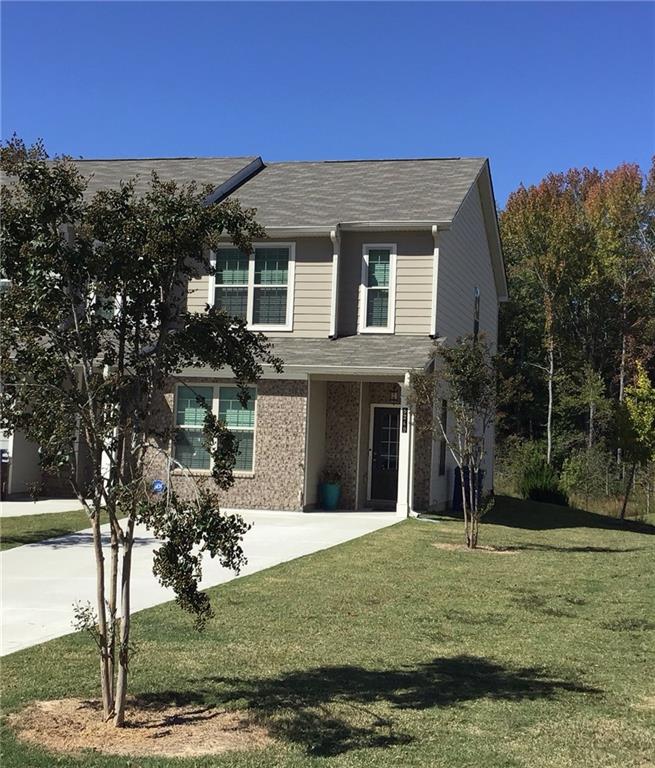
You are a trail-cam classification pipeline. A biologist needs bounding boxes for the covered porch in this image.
[303,373,432,516]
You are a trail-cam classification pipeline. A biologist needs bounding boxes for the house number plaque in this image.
[401,407,408,433]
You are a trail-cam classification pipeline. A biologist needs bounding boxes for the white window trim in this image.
[209,242,295,332]
[358,243,397,334]
[173,383,258,476]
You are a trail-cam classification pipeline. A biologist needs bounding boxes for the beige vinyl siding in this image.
[279,237,332,338]
[436,181,499,346]
[338,231,434,336]
[432,179,500,503]
[185,237,334,337]
[187,273,210,314]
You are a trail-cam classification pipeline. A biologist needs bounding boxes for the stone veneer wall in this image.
[412,432,432,511]
[150,378,308,511]
[324,382,360,509]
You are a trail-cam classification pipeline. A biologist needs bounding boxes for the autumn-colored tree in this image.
[585,163,654,412]
[501,172,592,464]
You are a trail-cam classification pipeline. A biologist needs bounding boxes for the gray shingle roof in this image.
[230,158,486,228]
[70,156,258,198]
[6,154,487,229]
[267,334,438,373]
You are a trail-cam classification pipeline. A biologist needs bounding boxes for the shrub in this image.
[517,455,569,506]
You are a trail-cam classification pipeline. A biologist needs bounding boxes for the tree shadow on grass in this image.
[434,495,655,535]
[133,655,601,757]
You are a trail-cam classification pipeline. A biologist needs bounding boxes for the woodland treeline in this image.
[497,159,655,517]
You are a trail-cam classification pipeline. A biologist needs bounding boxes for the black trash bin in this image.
[0,448,10,500]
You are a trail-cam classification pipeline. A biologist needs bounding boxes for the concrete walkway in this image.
[1,510,397,656]
[1,497,88,517]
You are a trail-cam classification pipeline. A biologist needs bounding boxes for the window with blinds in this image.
[218,386,256,472]
[212,244,293,329]
[360,245,396,332]
[174,385,213,470]
[253,247,288,325]
[173,385,257,473]
[214,248,249,321]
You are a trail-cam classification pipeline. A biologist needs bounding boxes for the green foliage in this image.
[517,454,569,507]
[560,446,616,500]
[0,135,282,721]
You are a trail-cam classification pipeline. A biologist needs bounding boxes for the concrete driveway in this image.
[1,510,397,656]
[1,497,88,517]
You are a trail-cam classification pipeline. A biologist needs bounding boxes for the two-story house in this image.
[3,156,507,516]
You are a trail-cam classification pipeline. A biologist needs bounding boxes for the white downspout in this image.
[397,371,412,518]
[329,227,341,339]
[430,224,440,338]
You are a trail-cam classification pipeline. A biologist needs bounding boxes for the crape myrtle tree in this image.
[410,335,497,549]
[0,138,280,726]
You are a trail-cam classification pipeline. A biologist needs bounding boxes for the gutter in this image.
[257,220,453,237]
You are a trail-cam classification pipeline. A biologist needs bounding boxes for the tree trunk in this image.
[91,509,113,720]
[619,462,637,520]
[546,336,554,465]
[588,399,595,449]
[113,518,135,727]
[617,322,626,467]
[467,464,477,549]
[108,522,119,704]
[460,468,470,547]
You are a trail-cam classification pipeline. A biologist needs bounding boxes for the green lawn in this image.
[2,496,654,767]
[0,508,97,551]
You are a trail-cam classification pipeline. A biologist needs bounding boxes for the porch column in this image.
[397,372,413,518]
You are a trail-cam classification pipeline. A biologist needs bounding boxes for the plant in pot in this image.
[319,469,342,511]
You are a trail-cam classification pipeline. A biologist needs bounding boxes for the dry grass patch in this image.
[8,698,273,758]
[432,541,519,554]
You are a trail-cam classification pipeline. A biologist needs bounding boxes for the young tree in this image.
[501,172,592,464]
[616,363,655,519]
[411,335,496,549]
[0,138,280,726]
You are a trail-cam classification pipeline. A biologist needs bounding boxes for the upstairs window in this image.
[211,243,295,331]
[359,244,397,333]
[214,249,249,321]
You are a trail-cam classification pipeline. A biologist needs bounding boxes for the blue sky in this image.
[1,1,653,205]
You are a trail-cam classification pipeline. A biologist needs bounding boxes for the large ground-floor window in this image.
[174,384,257,473]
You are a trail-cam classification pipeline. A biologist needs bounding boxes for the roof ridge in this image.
[266,157,486,166]
[70,155,257,163]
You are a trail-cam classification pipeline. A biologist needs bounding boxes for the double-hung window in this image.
[211,243,295,331]
[359,244,396,333]
[174,385,214,471]
[214,249,249,321]
[174,385,257,473]
[217,386,256,472]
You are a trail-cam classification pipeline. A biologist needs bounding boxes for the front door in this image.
[370,406,400,502]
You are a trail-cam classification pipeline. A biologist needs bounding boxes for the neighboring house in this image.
[4,156,507,514]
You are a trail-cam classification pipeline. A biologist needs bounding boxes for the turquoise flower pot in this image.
[320,482,341,511]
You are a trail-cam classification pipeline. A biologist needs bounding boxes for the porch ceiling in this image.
[268,335,438,374]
